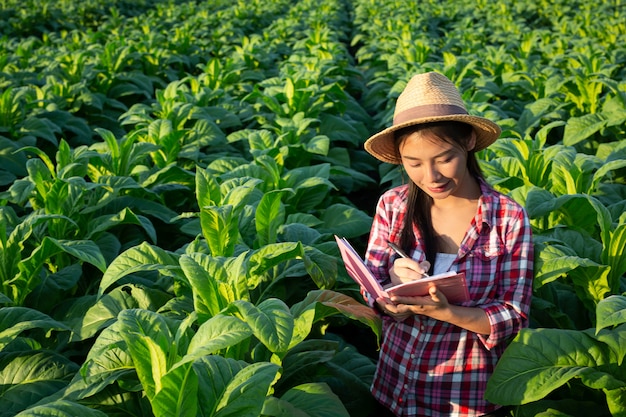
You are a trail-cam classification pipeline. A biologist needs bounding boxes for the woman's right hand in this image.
[389,258,431,285]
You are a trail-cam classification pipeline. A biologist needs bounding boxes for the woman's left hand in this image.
[388,285,450,317]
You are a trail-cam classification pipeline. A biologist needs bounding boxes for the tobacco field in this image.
[1,0,625,416]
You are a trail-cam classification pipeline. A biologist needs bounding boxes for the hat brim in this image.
[364,115,501,164]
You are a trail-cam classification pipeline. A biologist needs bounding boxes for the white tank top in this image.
[434,253,457,275]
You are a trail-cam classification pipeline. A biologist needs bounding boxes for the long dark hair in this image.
[395,121,483,273]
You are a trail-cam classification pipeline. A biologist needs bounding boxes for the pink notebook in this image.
[335,235,470,304]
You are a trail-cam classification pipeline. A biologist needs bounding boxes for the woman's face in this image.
[398,130,478,202]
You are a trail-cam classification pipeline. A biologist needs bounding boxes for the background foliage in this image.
[1,0,625,416]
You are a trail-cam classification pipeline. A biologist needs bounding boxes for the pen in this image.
[387,240,409,258]
[387,240,429,277]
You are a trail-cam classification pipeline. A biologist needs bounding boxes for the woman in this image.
[362,72,533,416]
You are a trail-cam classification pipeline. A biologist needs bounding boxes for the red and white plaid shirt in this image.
[364,179,533,416]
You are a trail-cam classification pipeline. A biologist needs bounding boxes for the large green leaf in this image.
[191,355,280,417]
[117,309,174,400]
[200,205,239,257]
[193,356,248,416]
[184,314,252,363]
[180,254,227,321]
[67,285,167,342]
[19,237,107,276]
[263,383,350,417]
[527,193,609,237]
[14,400,108,417]
[0,212,69,293]
[152,362,199,417]
[196,166,222,208]
[0,351,79,417]
[214,361,281,417]
[61,321,134,402]
[27,264,83,313]
[86,208,157,243]
[228,298,294,355]
[255,190,287,247]
[563,113,606,146]
[276,335,377,414]
[596,295,626,334]
[246,242,305,288]
[321,339,378,414]
[485,327,626,405]
[319,204,372,238]
[290,290,381,346]
[0,307,69,349]
[98,242,181,297]
[302,245,338,290]
[277,339,339,389]
[604,222,626,291]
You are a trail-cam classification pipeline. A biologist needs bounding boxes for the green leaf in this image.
[64,320,134,401]
[87,208,157,243]
[14,399,108,417]
[247,242,304,279]
[263,383,350,417]
[200,205,238,257]
[21,237,107,274]
[563,113,607,146]
[193,356,247,416]
[596,295,626,333]
[302,245,337,289]
[290,290,381,346]
[534,242,597,283]
[118,309,173,400]
[568,264,612,310]
[184,314,252,362]
[98,242,181,297]
[228,298,294,355]
[20,116,60,146]
[180,254,227,321]
[604,222,626,291]
[196,166,222,208]
[0,307,69,349]
[319,113,361,145]
[191,355,281,417]
[319,204,372,238]
[305,135,330,156]
[67,287,145,342]
[152,362,199,417]
[221,178,264,211]
[606,387,626,417]
[485,327,625,405]
[213,361,280,417]
[255,190,286,247]
[590,159,626,193]
[0,352,79,416]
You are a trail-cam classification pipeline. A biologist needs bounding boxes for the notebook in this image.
[335,235,469,304]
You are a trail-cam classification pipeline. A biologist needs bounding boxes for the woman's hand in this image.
[390,285,450,314]
[384,287,492,336]
[375,297,415,321]
[389,257,431,285]
[376,286,450,321]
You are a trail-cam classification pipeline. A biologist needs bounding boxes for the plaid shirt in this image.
[364,179,533,416]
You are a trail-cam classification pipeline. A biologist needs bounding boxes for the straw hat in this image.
[364,72,501,164]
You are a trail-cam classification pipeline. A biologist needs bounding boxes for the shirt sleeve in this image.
[478,206,534,349]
